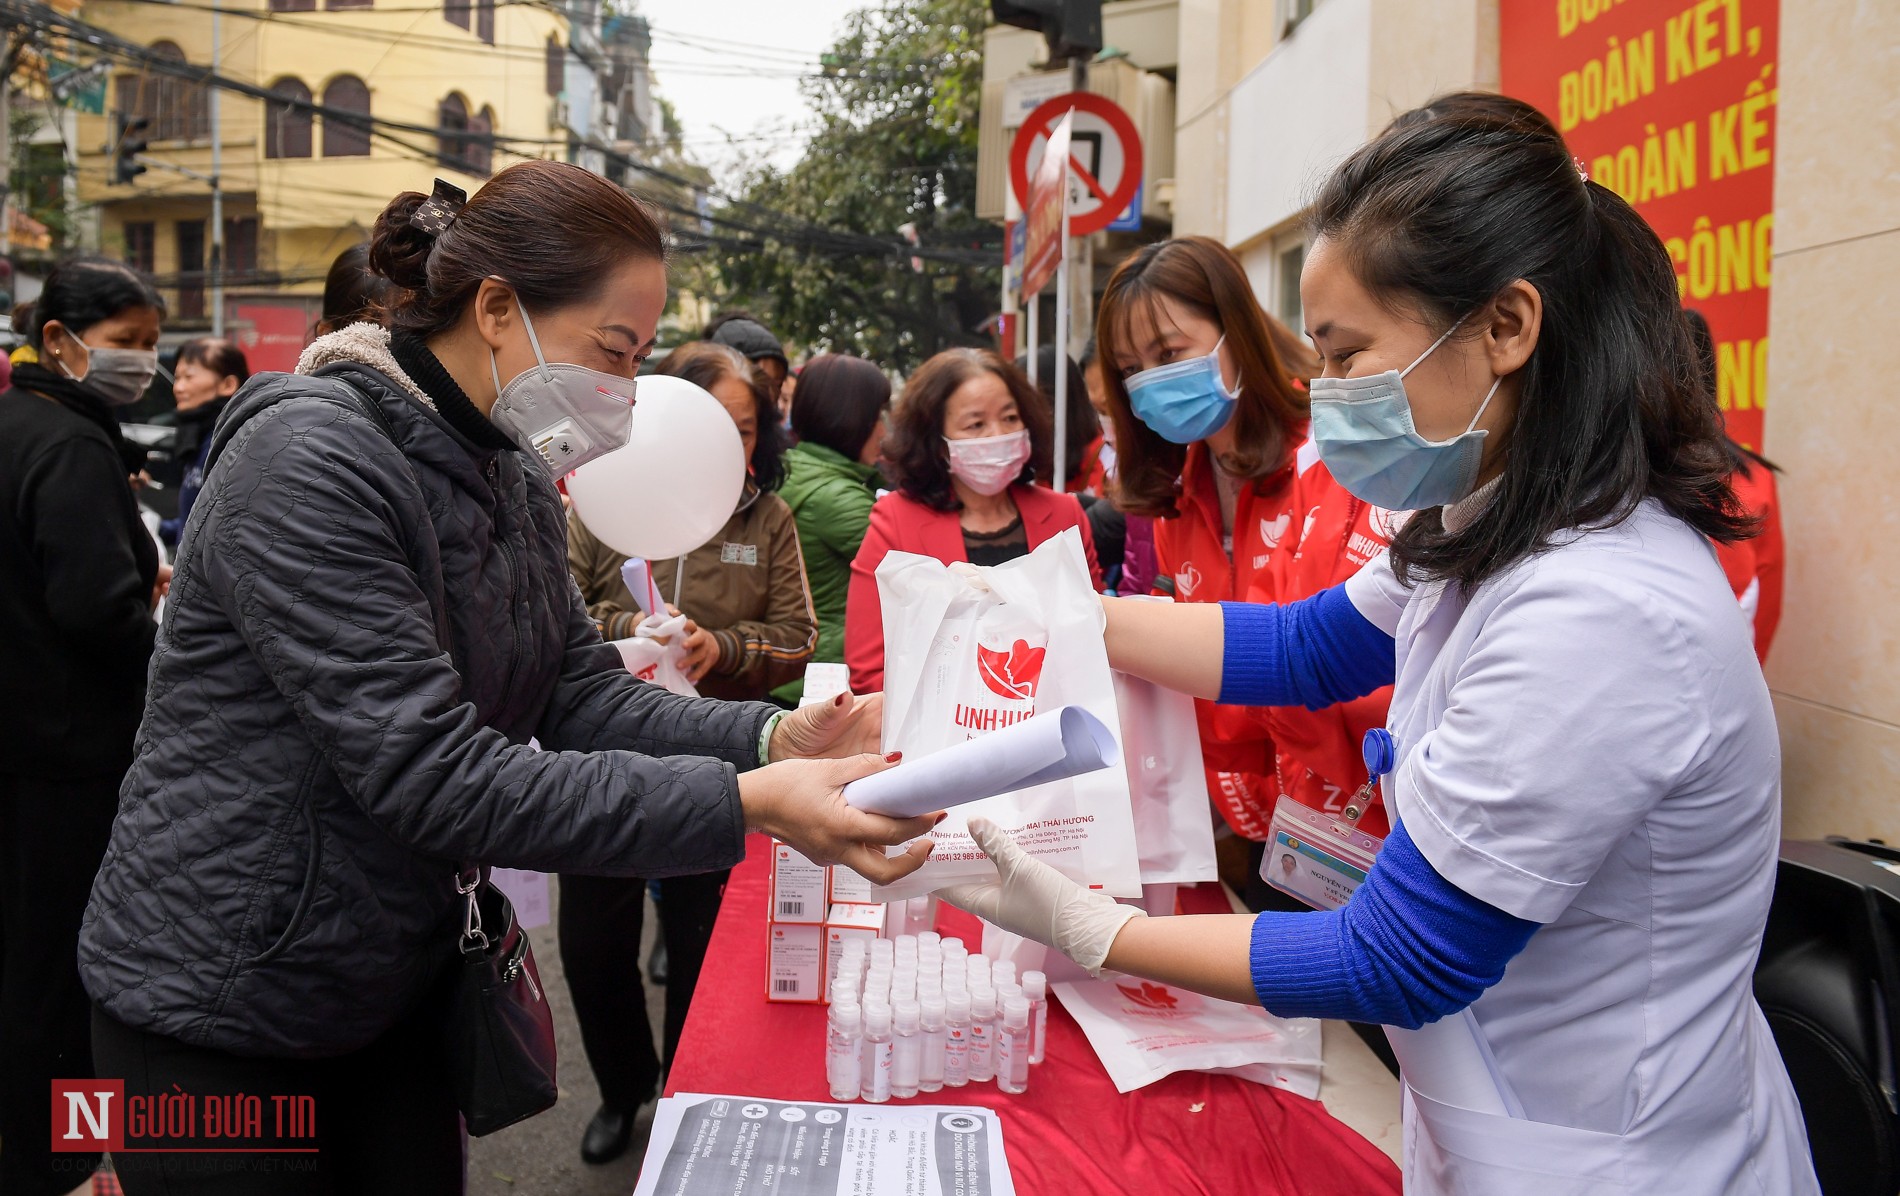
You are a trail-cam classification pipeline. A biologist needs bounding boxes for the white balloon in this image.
[565,374,746,561]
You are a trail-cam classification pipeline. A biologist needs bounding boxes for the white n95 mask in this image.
[486,286,636,477]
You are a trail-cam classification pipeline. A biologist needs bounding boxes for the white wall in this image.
[1223,0,1371,248]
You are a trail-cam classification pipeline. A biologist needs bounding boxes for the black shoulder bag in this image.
[321,376,559,1136]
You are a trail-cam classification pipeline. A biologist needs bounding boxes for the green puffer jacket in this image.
[772,440,881,704]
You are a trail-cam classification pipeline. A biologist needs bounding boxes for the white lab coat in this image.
[1344,500,1818,1194]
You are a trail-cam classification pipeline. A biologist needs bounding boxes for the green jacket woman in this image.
[771,354,891,704]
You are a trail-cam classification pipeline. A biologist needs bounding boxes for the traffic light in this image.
[991,0,1102,63]
[111,113,150,185]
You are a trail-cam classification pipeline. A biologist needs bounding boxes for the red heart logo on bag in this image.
[976,638,1046,701]
[1117,981,1180,1010]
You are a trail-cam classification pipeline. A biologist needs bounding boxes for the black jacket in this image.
[80,327,772,1057]
[156,396,228,546]
[0,368,159,778]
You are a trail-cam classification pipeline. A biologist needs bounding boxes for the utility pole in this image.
[993,1,1103,488]
[1068,53,1092,353]
[209,1,224,335]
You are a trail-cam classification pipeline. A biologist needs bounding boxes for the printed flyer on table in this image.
[632,1094,1016,1196]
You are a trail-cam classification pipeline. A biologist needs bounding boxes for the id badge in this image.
[1263,797,1384,911]
[1262,728,1394,912]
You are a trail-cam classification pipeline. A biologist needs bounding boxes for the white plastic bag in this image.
[1053,974,1323,1097]
[488,868,551,930]
[610,611,699,698]
[873,528,1142,901]
[1115,670,1219,885]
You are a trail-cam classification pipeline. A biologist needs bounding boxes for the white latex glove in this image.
[937,818,1146,977]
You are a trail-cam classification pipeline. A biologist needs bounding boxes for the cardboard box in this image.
[766,921,824,1004]
[828,865,875,905]
[798,662,851,708]
[768,841,828,925]
[823,902,887,996]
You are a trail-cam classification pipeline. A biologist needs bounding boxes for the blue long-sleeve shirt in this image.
[1216,585,1539,1027]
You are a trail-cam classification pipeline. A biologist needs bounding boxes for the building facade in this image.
[977,0,1897,843]
[72,0,577,368]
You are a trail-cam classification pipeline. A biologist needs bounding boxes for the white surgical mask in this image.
[485,283,637,477]
[944,429,1031,496]
[54,334,159,408]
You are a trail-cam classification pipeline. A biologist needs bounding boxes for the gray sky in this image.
[637,0,867,185]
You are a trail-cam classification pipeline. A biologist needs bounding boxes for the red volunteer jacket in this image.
[1711,461,1783,663]
[1246,440,1395,838]
[1066,434,1108,497]
[845,485,1101,694]
[1151,440,1304,841]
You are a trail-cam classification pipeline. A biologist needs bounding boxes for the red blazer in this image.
[845,485,1101,693]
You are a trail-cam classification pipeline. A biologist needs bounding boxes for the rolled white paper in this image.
[619,557,668,619]
[843,705,1118,819]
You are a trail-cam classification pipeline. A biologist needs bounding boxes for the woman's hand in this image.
[770,691,885,761]
[151,561,173,610]
[739,751,939,885]
[938,818,1145,976]
[678,624,720,683]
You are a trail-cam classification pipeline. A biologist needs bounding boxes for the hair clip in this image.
[1573,156,1590,182]
[409,178,469,238]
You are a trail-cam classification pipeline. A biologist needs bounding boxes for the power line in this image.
[5,0,996,269]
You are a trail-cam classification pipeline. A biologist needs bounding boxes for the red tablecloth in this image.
[665,836,1401,1195]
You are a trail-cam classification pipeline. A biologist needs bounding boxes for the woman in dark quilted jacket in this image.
[77,162,937,1196]
[0,259,164,1196]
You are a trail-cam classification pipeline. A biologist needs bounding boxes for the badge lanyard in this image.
[1264,728,1394,912]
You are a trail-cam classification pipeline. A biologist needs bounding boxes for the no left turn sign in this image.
[1008,92,1144,239]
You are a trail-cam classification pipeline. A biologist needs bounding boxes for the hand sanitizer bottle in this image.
[1024,971,1049,1064]
[943,990,971,1088]
[892,998,922,1099]
[860,1000,893,1104]
[967,984,997,1084]
[997,995,1032,1094]
[919,994,947,1093]
[827,1000,862,1101]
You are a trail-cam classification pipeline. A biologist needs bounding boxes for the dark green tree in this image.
[705,0,1000,372]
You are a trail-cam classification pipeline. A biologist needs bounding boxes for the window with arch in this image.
[545,37,565,98]
[467,105,494,175]
[118,41,209,143]
[438,93,470,171]
[321,75,371,157]
[264,77,312,159]
[475,0,494,44]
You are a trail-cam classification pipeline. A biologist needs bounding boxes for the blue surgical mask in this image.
[1307,318,1503,511]
[1125,335,1242,444]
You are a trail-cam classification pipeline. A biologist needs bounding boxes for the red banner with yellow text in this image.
[1501,0,1779,449]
